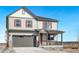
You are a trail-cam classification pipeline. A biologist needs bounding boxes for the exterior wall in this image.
[8,17,37,30]
[8,8,57,30]
[37,21,57,30]
[37,21,43,29]
[8,32,34,47]
[52,22,57,30]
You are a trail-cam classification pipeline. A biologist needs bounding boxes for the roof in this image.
[7,7,58,22]
[35,29,64,34]
[36,16,58,22]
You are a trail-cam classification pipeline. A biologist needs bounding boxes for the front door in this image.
[40,33,43,45]
[40,33,47,46]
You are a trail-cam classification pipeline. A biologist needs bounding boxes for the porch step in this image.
[42,40,59,45]
[40,45,63,50]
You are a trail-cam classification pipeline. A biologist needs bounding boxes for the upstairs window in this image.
[43,22,52,30]
[14,19,21,27]
[22,9,26,15]
[48,22,52,29]
[43,22,48,29]
[26,20,32,28]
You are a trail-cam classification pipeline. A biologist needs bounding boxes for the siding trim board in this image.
[8,30,35,33]
[9,16,34,19]
[8,29,64,34]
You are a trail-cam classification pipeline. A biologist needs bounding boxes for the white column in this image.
[36,36,39,47]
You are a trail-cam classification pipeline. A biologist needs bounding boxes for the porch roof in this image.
[35,29,64,35]
[48,30,64,35]
[8,29,64,35]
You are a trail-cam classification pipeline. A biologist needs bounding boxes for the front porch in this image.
[35,29,64,47]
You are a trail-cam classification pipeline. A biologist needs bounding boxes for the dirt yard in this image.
[63,44,79,53]
[0,43,79,53]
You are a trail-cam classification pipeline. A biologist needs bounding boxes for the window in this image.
[43,22,48,29]
[22,9,25,15]
[48,22,52,29]
[43,22,52,30]
[26,20,32,28]
[14,19,21,27]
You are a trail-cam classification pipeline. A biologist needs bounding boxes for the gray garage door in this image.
[12,35,34,47]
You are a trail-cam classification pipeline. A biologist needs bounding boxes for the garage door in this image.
[12,35,34,47]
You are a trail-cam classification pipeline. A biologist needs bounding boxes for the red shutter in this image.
[31,21,32,27]
[26,20,28,27]
[14,20,16,27]
[20,20,21,27]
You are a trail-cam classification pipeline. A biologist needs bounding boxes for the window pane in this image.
[15,20,21,27]
[43,22,52,29]
[26,20,32,28]
[43,22,48,29]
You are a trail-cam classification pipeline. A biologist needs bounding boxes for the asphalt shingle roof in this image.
[36,16,58,22]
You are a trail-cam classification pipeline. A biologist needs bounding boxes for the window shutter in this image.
[26,20,28,27]
[31,21,32,27]
[14,20,16,27]
[20,20,21,27]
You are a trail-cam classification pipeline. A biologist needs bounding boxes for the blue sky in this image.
[0,6,79,42]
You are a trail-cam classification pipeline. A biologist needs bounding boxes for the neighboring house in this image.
[6,7,64,47]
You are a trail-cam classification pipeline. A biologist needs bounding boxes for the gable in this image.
[9,8,34,18]
[8,7,58,22]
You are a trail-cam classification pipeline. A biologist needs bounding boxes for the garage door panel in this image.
[13,35,34,47]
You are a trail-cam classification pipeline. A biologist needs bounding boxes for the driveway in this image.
[1,47,67,53]
[13,47,50,53]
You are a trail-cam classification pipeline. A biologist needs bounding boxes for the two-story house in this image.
[6,7,64,47]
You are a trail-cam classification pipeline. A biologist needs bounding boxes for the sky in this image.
[0,6,79,43]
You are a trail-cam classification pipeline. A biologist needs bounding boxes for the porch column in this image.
[61,33,63,45]
[52,34,55,45]
[39,33,42,47]
[36,36,39,47]
[46,33,48,45]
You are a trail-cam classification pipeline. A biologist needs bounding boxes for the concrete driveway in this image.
[13,47,50,53]
[13,47,66,53]
[1,47,67,53]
